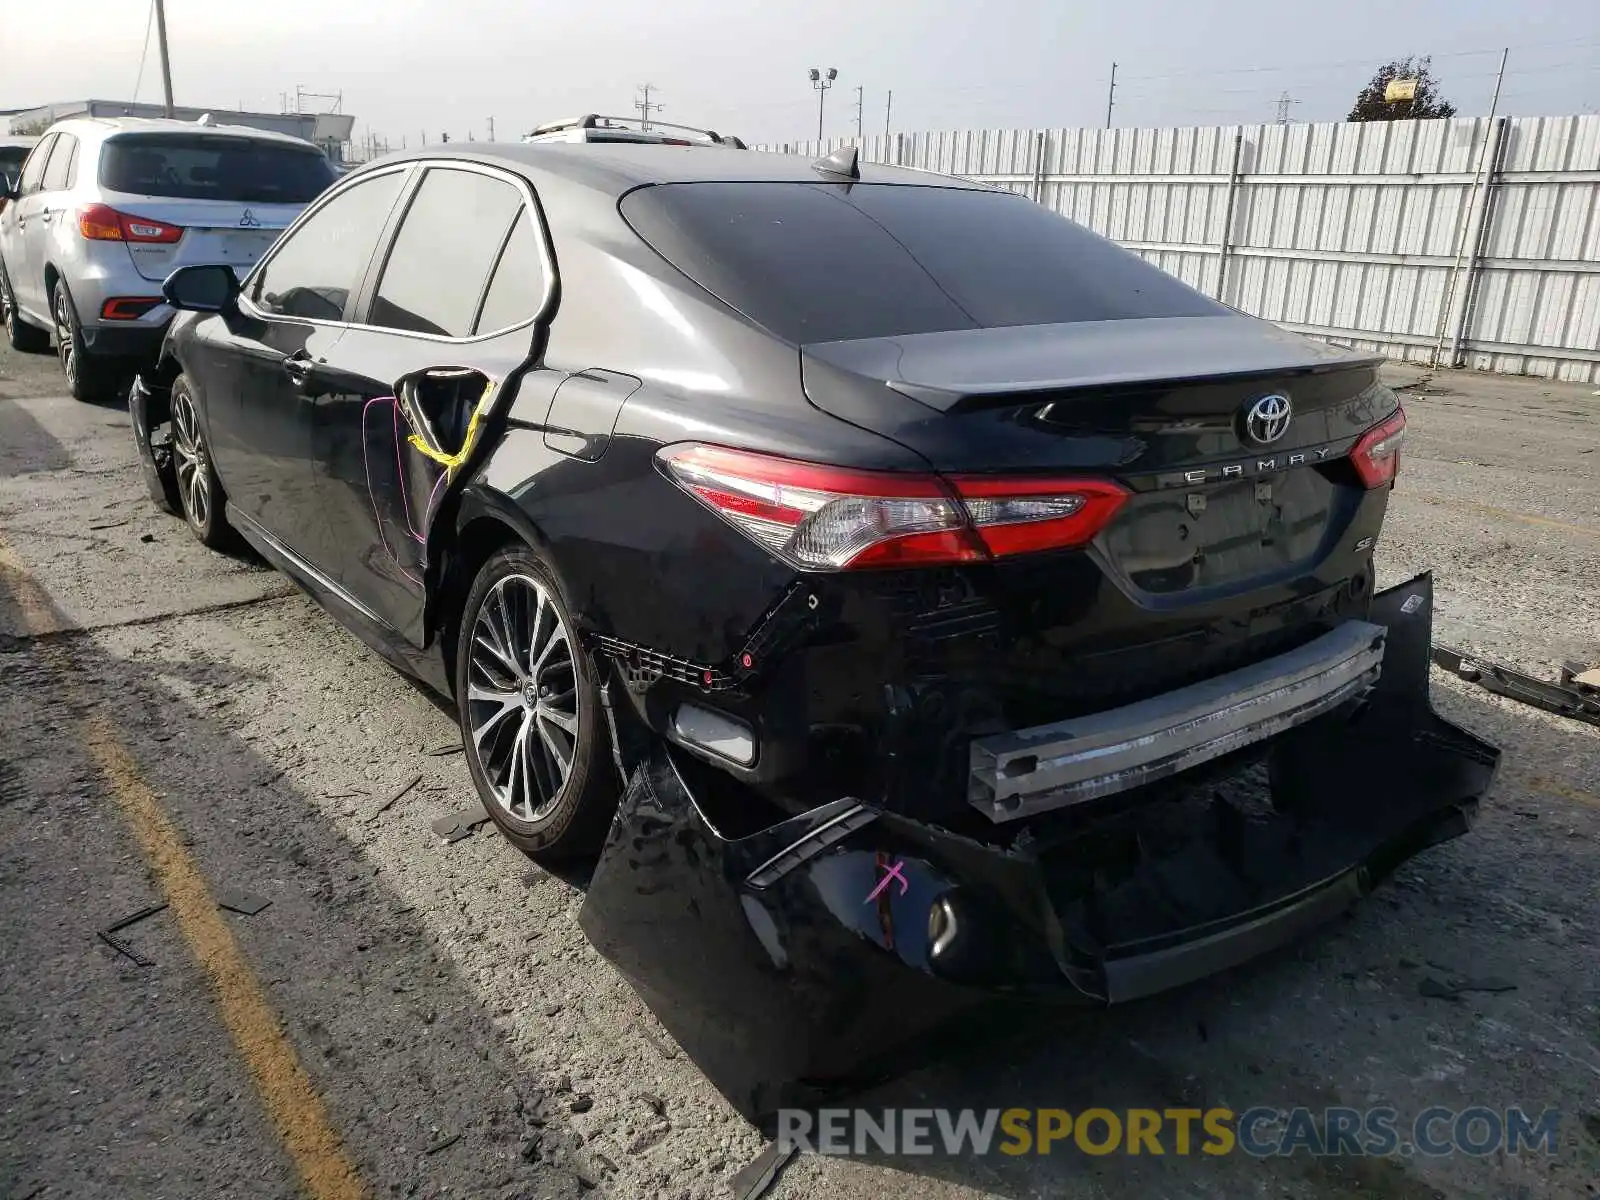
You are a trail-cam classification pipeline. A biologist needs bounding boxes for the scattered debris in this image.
[422,1132,461,1155]
[139,533,154,543]
[1432,644,1600,727]
[367,772,424,822]
[422,741,463,757]
[97,902,169,966]
[1419,975,1517,1001]
[593,1151,619,1174]
[728,1141,796,1200]
[216,889,271,917]
[431,802,491,843]
[323,789,368,801]
[569,1093,595,1114]
[88,518,130,531]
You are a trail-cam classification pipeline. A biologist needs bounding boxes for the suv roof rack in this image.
[523,114,747,149]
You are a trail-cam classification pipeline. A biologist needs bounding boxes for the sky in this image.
[3,0,1597,150]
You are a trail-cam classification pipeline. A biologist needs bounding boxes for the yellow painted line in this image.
[1412,494,1600,539]
[1529,776,1600,810]
[0,538,365,1200]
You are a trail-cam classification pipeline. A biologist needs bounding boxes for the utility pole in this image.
[885,89,893,138]
[153,0,175,117]
[487,116,495,141]
[635,83,663,130]
[1104,62,1117,129]
[809,67,837,141]
[1274,91,1300,124]
[852,86,864,138]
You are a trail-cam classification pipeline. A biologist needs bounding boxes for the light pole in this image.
[809,67,837,142]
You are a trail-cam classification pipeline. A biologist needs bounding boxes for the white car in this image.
[0,116,337,401]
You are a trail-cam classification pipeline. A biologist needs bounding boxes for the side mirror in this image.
[162,263,239,313]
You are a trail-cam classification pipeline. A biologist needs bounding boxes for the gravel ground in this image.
[2,339,1597,1200]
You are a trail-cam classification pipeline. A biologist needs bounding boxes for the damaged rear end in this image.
[573,180,1503,1125]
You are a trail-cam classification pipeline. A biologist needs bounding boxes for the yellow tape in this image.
[406,379,497,476]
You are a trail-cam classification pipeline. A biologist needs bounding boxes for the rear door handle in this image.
[39,211,54,224]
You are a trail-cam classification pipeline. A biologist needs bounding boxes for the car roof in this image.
[351,142,986,200]
[40,116,321,150]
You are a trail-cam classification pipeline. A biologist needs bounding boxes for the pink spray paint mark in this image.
[360,395,422,587]
[864,859,908,904]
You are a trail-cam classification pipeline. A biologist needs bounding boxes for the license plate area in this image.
[1103,469,1336,594]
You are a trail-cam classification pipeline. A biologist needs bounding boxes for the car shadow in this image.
[0,561,601,1199]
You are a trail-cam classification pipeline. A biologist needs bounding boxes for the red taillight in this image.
[101,297,163,320]
[1351,408,1406,489]
[657,443,1129,570]
[77,203,184,244]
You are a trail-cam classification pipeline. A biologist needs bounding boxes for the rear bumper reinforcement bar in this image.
[968,618,1388,822]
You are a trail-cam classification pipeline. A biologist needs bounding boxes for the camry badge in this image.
[1243,393,1293,445]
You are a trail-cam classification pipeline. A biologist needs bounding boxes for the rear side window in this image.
[473,211,546,334]
[99,134,335,203]
[41,134,77,191]
[368,168,524,338]
[16,136,53,196]
[253,170,407,321]
[621,182,1225,344]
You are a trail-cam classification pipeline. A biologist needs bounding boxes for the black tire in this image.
[168,373,237,550]
[51,278,117,403]
[1,261,49,353]
[456,545,617,858]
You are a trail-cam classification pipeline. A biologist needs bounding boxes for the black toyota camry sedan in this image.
[131,140,1498,1122]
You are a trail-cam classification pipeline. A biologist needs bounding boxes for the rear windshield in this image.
[0,148,28,190]
[621,182,1225,344]
[98,134,336,203]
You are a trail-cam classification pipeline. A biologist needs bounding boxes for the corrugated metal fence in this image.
[762,116,1600,383]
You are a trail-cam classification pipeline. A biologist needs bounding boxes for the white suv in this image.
[521,115,747,149]
[0,116,337,401]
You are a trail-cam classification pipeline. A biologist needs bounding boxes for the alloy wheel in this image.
[170,388,211,530]
[53,288,77,388]
[466,574,580,822]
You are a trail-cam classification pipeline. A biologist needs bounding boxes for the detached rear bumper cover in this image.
[579,573,1500,1126]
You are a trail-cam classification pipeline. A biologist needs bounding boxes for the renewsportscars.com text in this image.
[777,1106,1562,1158]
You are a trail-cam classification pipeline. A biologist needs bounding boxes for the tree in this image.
[1348,57,1457,122]
[8,118,51,136]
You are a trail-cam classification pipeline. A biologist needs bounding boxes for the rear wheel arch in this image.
[432,492,555,694]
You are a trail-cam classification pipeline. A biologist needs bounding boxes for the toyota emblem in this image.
[1242,393,1293,445]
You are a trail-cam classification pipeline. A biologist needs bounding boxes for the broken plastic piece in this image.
[97,902,170,966]
[216,890,272,917]
[727,1141,796,1200]
[1432,644,1600,727]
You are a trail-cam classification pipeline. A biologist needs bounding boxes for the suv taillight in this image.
[1351,408,1406,488]
[77,203,184,244]
[657,443,1130,570]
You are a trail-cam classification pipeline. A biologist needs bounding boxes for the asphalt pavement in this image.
[2,337,1598,1200]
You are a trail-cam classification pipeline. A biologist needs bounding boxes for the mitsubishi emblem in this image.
[238,209,261,228]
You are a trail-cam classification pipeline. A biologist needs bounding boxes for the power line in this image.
[132,0,156,103]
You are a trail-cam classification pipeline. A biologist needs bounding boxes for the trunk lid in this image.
[106,194,304,282]
[801,314,1395,599]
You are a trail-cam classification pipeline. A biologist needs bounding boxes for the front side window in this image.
[0,148,30,192]
[368,168,524,338]
[99,134,336,203]
[252,170,406,321]
[40,134,76,192]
